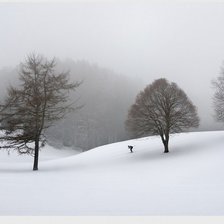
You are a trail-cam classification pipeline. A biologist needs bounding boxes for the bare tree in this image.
[125,78,199,153]
[212,67,224,123]
[0,53,81,170]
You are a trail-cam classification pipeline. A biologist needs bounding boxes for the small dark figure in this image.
[128,145,133,153]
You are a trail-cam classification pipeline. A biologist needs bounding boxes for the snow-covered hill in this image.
[0,131,224,215]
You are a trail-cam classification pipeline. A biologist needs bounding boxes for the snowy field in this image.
[0,131,224,215]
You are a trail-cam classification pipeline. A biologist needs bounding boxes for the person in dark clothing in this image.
[128,145,133,153]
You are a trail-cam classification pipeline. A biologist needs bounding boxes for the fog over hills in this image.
[0,58,223,151]
[0,60,144,150]
[1,2,224,150]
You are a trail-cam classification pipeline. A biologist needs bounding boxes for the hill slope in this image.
[0,131,224,215]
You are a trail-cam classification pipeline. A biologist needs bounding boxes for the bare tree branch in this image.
[0,53,82,170]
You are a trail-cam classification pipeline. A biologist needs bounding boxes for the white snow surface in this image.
[0,131,224,215]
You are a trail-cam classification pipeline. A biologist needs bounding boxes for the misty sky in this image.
[1,1,224,128]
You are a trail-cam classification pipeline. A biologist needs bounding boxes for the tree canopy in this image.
[0,53,81,170]
[126,78,199,153]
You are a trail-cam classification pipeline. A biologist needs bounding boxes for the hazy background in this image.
[1,1,224,149]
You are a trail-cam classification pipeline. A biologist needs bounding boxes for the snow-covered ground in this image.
[0,144,80,163]
[0,131,224,215]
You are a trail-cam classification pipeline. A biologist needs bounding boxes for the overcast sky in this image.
[1,1,224,128]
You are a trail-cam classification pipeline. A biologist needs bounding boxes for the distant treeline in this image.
[0,59,143,151]
[0,59,222,151]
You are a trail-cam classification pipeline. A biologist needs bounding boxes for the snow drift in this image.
[0,131,224,215]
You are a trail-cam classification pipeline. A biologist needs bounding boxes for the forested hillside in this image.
[0,60,143,151]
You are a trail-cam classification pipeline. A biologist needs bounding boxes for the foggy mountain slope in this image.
[0,130,224,215]
[1,2,224,150]
[0,59,222,152]
[0,60,143,151]
[46,59,144,150]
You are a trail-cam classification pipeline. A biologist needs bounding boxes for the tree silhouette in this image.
[0,53,81,170]
[126,78,199,153]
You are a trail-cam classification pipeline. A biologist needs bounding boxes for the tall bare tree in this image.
[212,67,224,123]
[126,78,199,153]
[0,53,81,170]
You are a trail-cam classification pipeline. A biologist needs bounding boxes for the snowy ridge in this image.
[0,131,224,215]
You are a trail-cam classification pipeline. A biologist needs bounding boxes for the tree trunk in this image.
[160,134,169,153]
[33,138,39,171]
[163,140,169,153]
